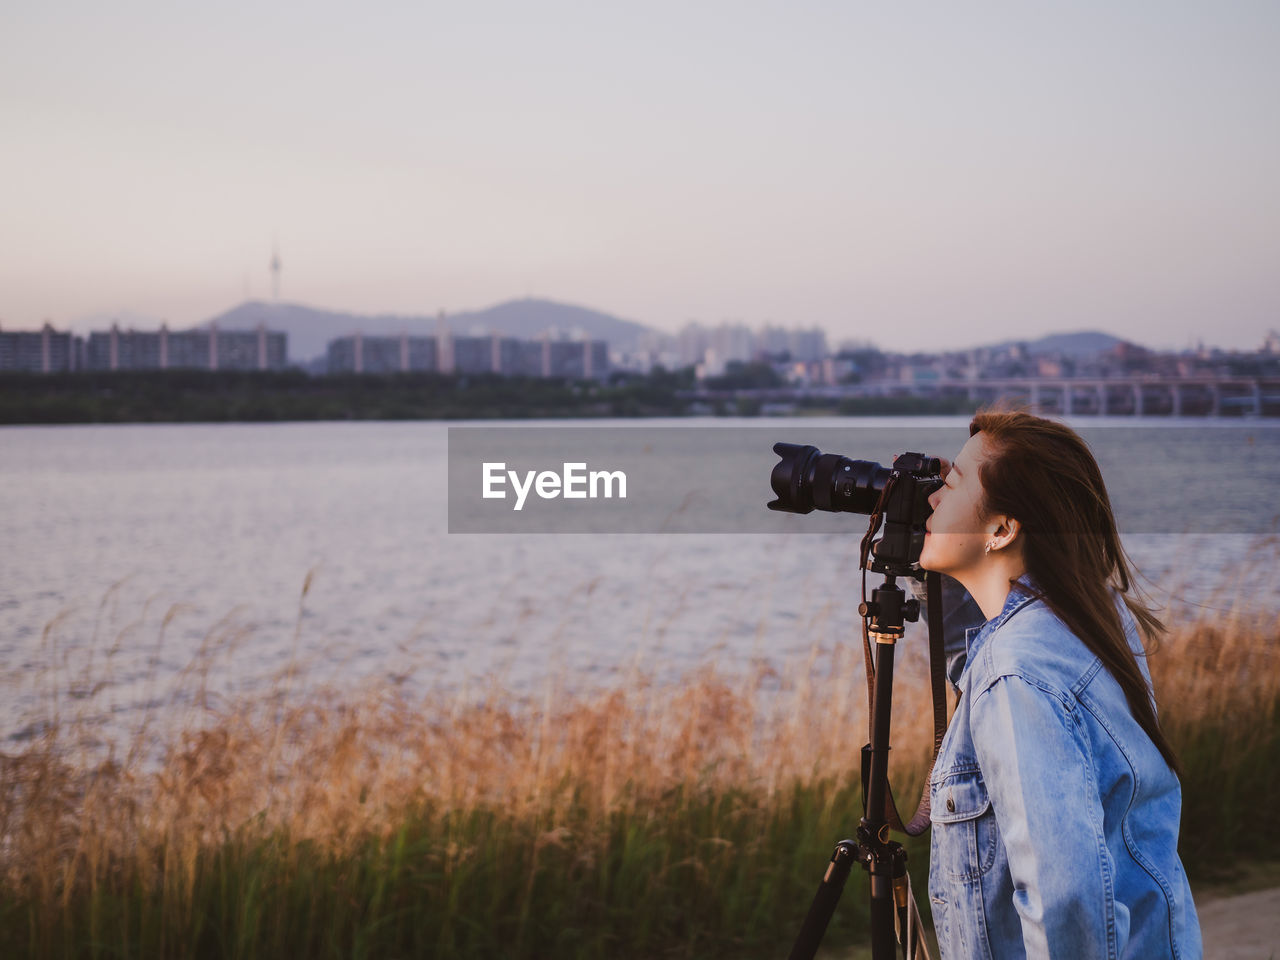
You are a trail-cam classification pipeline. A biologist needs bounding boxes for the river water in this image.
[2,417,1277,746]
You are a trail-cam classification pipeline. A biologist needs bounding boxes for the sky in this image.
[1,2,1277,352]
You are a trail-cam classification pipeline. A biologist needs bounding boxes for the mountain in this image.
[200,298,659,364]
[984,330,1133,357]
[457,299,655,346]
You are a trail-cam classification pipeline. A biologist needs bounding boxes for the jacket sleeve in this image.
[969,675,1126,959]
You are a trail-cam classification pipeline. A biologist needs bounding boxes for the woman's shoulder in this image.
[969,596,1099,704]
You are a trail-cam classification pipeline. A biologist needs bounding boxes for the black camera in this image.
[767,444,943,574]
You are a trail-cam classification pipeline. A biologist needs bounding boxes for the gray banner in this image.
[447,424,1280,534]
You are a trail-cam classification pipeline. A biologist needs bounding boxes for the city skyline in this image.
[2,3,1277,352]
[6,293,1274,357]
[9,302,1277,371]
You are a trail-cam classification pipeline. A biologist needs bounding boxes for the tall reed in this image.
[1151,604,1280,868]
[1,582,1276,958]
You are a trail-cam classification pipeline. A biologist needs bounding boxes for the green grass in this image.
[0,779,897,959]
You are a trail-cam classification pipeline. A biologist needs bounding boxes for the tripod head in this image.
[859,575,920,641]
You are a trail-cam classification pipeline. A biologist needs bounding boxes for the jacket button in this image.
[946,795,955,813]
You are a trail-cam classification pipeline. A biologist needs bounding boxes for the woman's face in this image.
[919,432,995,577]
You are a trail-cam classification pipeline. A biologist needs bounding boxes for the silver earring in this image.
[985,540,995,555]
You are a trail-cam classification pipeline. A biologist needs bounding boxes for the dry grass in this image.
[0,639,899,872]
[1151,602,1280,867]
[0,572,1276,958]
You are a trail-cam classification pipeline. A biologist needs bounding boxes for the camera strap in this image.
[858,481,949,838]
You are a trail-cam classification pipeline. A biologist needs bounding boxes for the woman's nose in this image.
[928,487,941,510]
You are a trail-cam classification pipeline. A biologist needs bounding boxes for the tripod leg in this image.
[870,880,898,958]
[786,841,858,960]
[902,873,935,960]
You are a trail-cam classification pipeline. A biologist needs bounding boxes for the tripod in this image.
[765,450,948,960]
[786,568,941,960]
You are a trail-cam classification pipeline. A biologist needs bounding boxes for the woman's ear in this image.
[989,516,1021,551]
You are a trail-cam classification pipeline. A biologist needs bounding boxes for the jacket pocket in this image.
[930,767,999,882]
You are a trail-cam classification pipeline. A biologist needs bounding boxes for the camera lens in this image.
[768,442,890,515]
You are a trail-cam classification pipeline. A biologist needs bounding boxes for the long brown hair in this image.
[969,410,1181,775]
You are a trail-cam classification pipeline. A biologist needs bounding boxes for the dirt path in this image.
[1198,884,1280,959]
[830,879,1280,959]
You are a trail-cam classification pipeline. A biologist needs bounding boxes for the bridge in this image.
[902,376,1280,417]
[685,376,1280,417]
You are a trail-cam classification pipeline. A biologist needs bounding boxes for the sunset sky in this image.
[2,2,1276,351]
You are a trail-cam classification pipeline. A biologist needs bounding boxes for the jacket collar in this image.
[964,573,1042,663]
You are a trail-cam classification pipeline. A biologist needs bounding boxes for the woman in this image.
[918,411,1201,959]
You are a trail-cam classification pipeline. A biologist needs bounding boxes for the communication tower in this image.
[270,244,282,300]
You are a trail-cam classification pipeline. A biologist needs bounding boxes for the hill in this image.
[985,330,1133,357]
[200,298,658,364]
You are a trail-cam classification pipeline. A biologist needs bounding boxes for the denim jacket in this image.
[927,577,1202,959]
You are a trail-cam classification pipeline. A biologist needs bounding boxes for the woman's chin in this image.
[918,551,954,577]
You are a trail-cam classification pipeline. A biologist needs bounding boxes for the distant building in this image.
[708,324,754,366]
[327,335,357,373]
[166,329,211,368]
[83,323,286,371]
[758,325,792,357]
[489,334,524,375]
[547,340,582,378]
[898,362,941,385]
[326,332,441,373]
[452,336,493,374]
[0,322,77,372]
[1036,358,1063,378]
[359,333,402,374]
[787,327,828,364]
[676,323,710,368]
[820,357,856,384]
[671,320,828,369]
[330,333,434,373]
[512,339,544,377]
[325,331,607,379]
